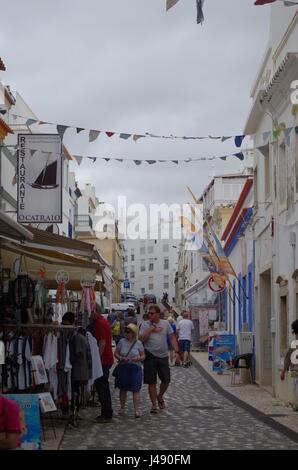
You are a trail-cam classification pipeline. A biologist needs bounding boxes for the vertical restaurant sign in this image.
[17,134,62,223]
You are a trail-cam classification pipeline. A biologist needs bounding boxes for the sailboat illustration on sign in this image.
[30,154,59,190]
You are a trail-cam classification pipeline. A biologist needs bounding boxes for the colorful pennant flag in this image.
[73,155,83,166]
[57,125,68,140]
[197,0,205,25]
[235,135,246,148]
[89,130,101,142]
[166,0,180,11]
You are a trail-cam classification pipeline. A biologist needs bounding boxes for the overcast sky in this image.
[0,0,270,207]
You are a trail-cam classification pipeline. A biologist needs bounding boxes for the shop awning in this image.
[0,225,109,291]
[23,226,107,266]
[0,211,33,243]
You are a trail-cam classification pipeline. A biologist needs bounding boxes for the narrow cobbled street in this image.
[60,362,298,451]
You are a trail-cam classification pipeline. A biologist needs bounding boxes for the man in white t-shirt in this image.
[177,312,194,368]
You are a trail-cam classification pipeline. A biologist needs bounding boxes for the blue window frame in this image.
[242,276,247,325]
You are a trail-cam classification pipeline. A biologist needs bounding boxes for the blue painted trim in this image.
[242,275,247,324]
[238,273,242,332]
[225,208,253,256]
[248,263,253,333]
[233,280,236,335]
[225,289,228,330]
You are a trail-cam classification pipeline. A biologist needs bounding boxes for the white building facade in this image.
[244,3,298,402]
[0,81,77,237]
[123,233,179,303]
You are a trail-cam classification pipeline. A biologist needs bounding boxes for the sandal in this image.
[150,408,158,414]
[157,397,165,410]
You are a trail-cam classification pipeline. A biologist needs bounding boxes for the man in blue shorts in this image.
[177,312,194,368]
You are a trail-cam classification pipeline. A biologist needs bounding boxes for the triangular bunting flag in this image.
[106,132,115,138]
[38,121,47,125]
[172,160,179,164]
[57,125,68,140]
[76,128,84,134]
[257,144,269,157]
[166,0,180,11]
[133,135,145,142]
[26,118,38,127]
[30,149,37,156]
[234,135,245,148]
[234,152,245,161]
[120,133,131,140]
[146,160,156,165]
[158,160,166,162]
[0,109,7,115]
[73,155,83,166]
[134,160,142,165]
[197,0,205,25]
[221,136,232,142]
[284,127,293,146]
[103,158,111,162]
[89,130,101,142]
[220,156,227,161]
[87,157,97,163]
[116,159,123,162]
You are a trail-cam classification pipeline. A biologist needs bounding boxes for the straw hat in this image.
[125,323,138,335]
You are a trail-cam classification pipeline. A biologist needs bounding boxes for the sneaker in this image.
[93,416,113,424]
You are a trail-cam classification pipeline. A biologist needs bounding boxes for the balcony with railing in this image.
[74,215,94,235]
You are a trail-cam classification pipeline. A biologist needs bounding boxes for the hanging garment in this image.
[86,331,103,382]
[17,336,26,390]
[0,340,4,365]
[24,336,32,388]
[69,332,90,383]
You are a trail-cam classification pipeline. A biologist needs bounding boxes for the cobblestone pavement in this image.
[60,363,298,450]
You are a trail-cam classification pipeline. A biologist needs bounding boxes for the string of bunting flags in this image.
[1,110,298,148]
[3,125,298,172]
[165,0,298,25]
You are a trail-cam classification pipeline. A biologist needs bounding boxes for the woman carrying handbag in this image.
[114,323,145,418]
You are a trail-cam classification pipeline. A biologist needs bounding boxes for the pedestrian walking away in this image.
[139,304,179,414]
[107,309,117,326]
[177,312,194,368]
[112,312,125,345]
[92,305,114,423]
[124,308,138,326]
[114,323,145,418]
[167,317,177,366]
